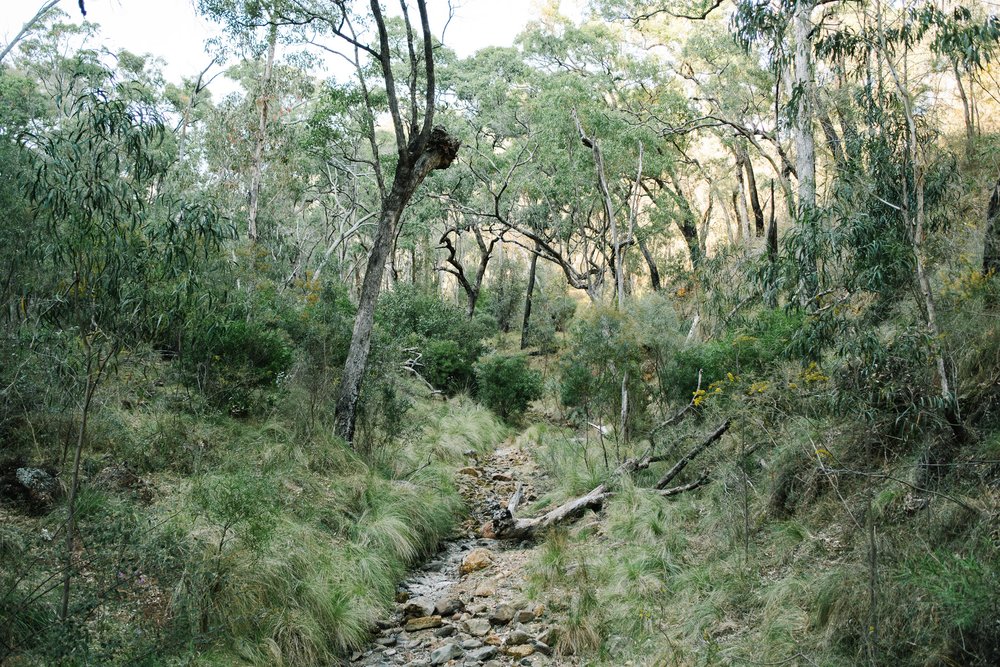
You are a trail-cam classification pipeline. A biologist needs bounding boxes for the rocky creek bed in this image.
[350,445,564,667]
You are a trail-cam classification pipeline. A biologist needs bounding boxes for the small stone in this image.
[491,472,514,482]
[458,467,483,477]
[473,582,495,597]
[405,615,443,632]
[506,629,531,646]
[430,642,463,665]
[434,625,456,637]
[460,548,494,575]
[532,640,552,655]
[466,618,491,637]
[505,645,535,658]
[480,521,497,539]
[513,609,534,624]
[435,597,464,617]
[488,604,514,626]
[350,651,362,661]
[375,635,397,646]
[384,648,397,656]
[404,598,436,619]
[468,646,498,661]
[461,638,483,649]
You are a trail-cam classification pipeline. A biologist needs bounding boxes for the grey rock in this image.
[435,596,464,617]
[403,598,437,619]
[513,609,534,624]
[430,642,463,665]
[434,625,457,638]
[460,638,483,649]
[468,646,498,661]
[532,640,552,655]
[488,604,514,626]
[375,635,397,646]
[465,618,491,637]
[506,629,531,646]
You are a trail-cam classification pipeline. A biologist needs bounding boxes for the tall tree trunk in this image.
[520,245,539,350]
[334,129,460,444]
[767,182,779,307]
[984,177,1000,277]
[818,109,847,170]
[953,61,975,159]
[247,24,277,243]
[736,143,765,236]
[793,0,818,307]
[638,236,661,291]
[793,1,816,212]
[734,157,751,242]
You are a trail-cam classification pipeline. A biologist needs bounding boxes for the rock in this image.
[435,596,464,617]
[473,581,495,597]
[404,598,437,619]
[460,548,494,575]
[506,629,531,646]
[491,472,514,482]
[532,640,552,655]
[0,463,60,514]
[375,635,397,646]
[513,609,534,624]
[461,638,483,649]
[396,589,410,603]
[479,520,497,539]
[430,642,463,665]
[434,625,456,638]
[468,646,498,661]
[465,618,491,637]
[536,626,559,646]
[488,604,514,626]
[505,644,535,658]
[458,467,483,477]
[404,615,444,632]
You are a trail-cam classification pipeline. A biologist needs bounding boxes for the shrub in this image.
[474,354,542,421]
[559,307,647,430]
[376,286,489,394]
[181,318,294,415]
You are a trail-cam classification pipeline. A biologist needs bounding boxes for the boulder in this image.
[460,548,493,575]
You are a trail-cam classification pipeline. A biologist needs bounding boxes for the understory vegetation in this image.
[3,0,1000,665]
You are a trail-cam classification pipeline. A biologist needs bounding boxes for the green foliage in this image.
[474,353,543,422]
[376,285,491,394]
[181,317,294,415]
[661,308,805,401]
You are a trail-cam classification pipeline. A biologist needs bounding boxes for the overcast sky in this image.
[1,0,570,93]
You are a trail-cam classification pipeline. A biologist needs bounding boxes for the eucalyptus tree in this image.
[28,67,224,622]
[248,1,460,444]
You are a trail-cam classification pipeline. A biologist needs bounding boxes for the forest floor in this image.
[352,441,570,667]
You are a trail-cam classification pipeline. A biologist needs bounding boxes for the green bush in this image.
[559,307,647,430]
[474,354,542,421]
[181,318,294,415]
[660,308,804,401]
[376,286,490,394]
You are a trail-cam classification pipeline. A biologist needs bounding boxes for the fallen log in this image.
[491,420,730,539]
[654,419,730,490]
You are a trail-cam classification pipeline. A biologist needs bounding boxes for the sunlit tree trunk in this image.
[247,24,277,243]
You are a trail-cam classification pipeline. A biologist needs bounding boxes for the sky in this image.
[0,0,570,93]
